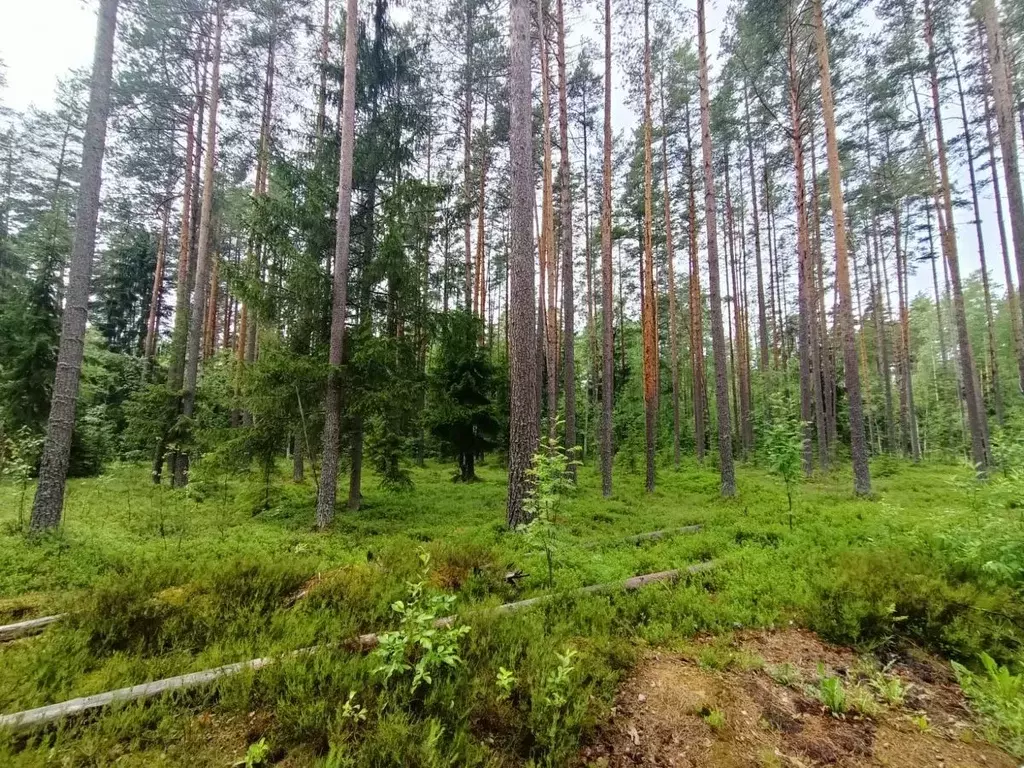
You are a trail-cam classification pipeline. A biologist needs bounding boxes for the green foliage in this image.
[427,311,498,483]
[816,670,847,715]
[1,461,1023,764]
[702,707,726,731]
[518,435,577,587]
[495,666,516,701]
[372,554,472,694]
[762,394,804,523]
[953,653,1024,756]
[238,737,271,768]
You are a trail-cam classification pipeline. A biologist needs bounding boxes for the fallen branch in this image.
[0,561,717,730]
[0,614,65,642]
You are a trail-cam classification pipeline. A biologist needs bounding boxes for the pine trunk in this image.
[685,91,705,464]
[812,0,870,495]
[30,0,120,531]
[599,0,614,497]
[179,2,223,480]
[145,202,171,360]
[923,0,988,469]
[698,0,735,496]
[744,87,770,374]
[979,18,1024,394]
[507,0,539,526]
[952,44,1003,424]
[788,27,815,476]
[659,73,681,469]
[980,0,1024,392]
[641,0,658,492]
[555,0,576,473]
[315,0,359,529]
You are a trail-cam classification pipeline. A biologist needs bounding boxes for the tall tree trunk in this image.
[698,0,735,496]
[555,0,576,472]
[685,80,706,464]
[315,0,358,529]
[204,252,219,360]
[979,20,1024,395]
[316,0,330,140]
[641,0,658,492]
[178,1,223,486]
[145,202,171,360]
[980,0,1024,391]
[507,0,539,526]
[952,43,1003,423]
[812,0,870,495]
[538,0,558,441]
[894,203,921,461]
[788,24,815,476]
[582,84,596,464]
[462,3,474,312]
[744,86,769,374]
[30,0,120,530]
[660,72,681,469]
[599,0,614,497]
[473,94,490,319]
[923,0,988,469]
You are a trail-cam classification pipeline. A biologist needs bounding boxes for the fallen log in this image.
[0,614,65,642]
[0,561,716,730]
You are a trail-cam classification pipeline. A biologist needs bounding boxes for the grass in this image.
[0,455,1022,765]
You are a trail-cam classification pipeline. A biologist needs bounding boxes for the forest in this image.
[1,0,1024,762]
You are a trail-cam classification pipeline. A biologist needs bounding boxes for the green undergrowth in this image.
[0,456,1022,765]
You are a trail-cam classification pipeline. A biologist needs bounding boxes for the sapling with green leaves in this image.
[764,394,804,530]
[518,433,578,587]
[372,551,472,693]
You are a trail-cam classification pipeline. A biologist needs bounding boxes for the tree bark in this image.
[923,0,988,469]
[979,18,1024,395]
[315,0,358,529]
[787,23,814,476]
[812,0,869,495]
[952,42,1003,424]
[744,86,769,374]
[506,0,539,527]
[698,0,735,496]
[145,202,171,360]
[641,0,657,493]
[178,1,223,483]
[555,0,576,474]
[980,0,1024,394]
[685,71,705,465]
[31,0,120,531]
[659,72,681,469]
[599,0,614,497]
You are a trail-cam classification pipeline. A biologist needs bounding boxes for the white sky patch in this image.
[0,0,95,113]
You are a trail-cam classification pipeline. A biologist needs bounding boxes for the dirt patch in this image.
[584,629,1017,768]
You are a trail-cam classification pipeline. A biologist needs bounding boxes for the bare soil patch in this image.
[584,629,1017,768]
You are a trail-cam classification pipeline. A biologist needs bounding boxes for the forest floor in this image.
[0,457,1022,766]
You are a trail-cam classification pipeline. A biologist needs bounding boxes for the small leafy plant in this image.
[372,553,471,693]
[871,674,907,706]
[236,738,271,768]
[815,667,847,716]
[542,648,578,710]
[518,435,577,587]
[767,662,801,688]
[340,690,367,722]
[702,707,726,731]
[763,394,805,530]
[496,666,516,702]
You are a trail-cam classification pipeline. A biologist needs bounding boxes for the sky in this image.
[0,0,95,113]
[0,0,1011,304]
